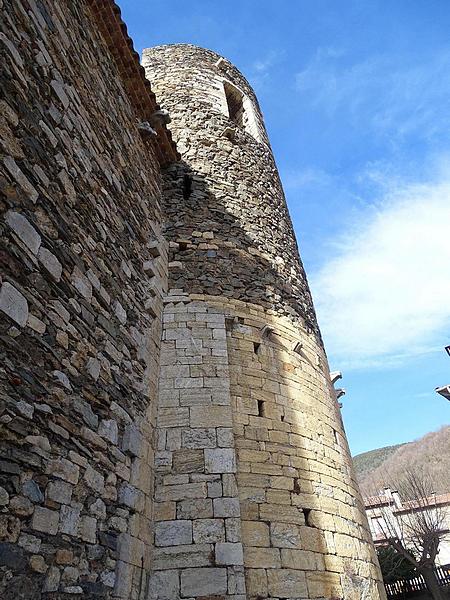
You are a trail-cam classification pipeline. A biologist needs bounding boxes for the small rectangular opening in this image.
[303,508,313,527]
[257,400,264,417]
[183,174,192,200]
[253,342,261,354]
[224,81,244,127]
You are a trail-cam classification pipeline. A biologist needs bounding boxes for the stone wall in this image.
[143,44,320,339]
[0,0,174,597]
[0,2,386,596]
[144,44,386,599]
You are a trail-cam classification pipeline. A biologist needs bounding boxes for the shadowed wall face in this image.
[143,44,320,338]
[0,1,169,598]
[143,44,386,599]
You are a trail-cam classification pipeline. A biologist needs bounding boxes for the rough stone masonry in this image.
[0,0,385,598]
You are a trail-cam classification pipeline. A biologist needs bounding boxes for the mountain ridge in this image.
[353,425,450,497]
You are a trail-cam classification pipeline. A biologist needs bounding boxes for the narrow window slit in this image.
[182,174,192,200]
[257,400,264,417]
[303,508,314,527]
[253,342,261,354]
[224,81,244,127]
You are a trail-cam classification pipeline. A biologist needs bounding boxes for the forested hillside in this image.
[353,425,450,497]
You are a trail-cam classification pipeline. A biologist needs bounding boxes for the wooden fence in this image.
[385,564,450,598]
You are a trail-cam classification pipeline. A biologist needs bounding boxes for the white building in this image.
[365,489,450,566]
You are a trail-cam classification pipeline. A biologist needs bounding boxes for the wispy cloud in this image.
[310,166,450,370]
[295,47,450,144]
[248,50,283,91]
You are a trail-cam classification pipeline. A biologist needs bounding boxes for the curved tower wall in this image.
[143,45,385,599]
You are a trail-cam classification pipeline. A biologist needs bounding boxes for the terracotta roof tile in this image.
[87,0,179,166]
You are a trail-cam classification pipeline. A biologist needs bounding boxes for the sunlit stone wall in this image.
[143,44,386,599]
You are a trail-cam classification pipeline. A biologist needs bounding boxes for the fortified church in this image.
[0,0,385,598]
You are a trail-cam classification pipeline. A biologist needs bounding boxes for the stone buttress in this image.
[143,45,386,600]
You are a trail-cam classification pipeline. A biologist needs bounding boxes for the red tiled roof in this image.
[87,0,179,166]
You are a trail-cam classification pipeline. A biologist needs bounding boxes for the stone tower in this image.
[143,45,385,599]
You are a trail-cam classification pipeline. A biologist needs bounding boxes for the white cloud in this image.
[310,172,450,369]
[248,50,283,91]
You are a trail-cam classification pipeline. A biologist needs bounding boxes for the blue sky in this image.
[119,0,450,455]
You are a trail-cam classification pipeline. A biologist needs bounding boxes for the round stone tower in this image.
[143,45,385,600]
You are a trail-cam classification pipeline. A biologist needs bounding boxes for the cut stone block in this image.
[155,520,192,547]
[204,448,236,473]
[267,568,308,597]
[180,567,227,597]
[215,542,244,565]
[148,570,180,600]
[192,518,225,543]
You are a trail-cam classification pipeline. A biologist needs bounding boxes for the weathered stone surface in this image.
[5,211,41,254]
[38,247,63,280]
[155,520,192,546]
[177,498,212,520]
[180,567,228,596]
[9,496,34,517]
[270,522,302,548]
[0,7,384,597]
[59,505,81,536]
[0,542,27,570]
[172,449,204,473]
[181,428,216,448]
[244,547,281,569]
[31,507,59,535]
[98,419,118,444]
[213,497,240,518]
[192,518,224,543]
[152,544,213,570]
[148,569,180,600]
[46,459,79,484]
[121,423,143,457]
[242,521,270,547]
[0,487,10,506]
[46,480,72,504]
[0,282,28,326]
[215,542,244,565]
[84,465,105,493]
[204,448,236,473]
[267,568,308,597]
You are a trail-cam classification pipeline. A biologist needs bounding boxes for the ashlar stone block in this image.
[192,518,224,543]
[180,567,227,597]
[155,520,192,547]
[270,522,302,548]
[215,542,244,565]
[267,568,308,597]
[242,520,270,547]
[0,282,28,327]
[204,448,236,473]
[148,570,180,600]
